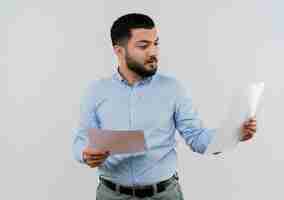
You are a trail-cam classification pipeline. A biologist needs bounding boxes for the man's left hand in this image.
[240,117,257,142]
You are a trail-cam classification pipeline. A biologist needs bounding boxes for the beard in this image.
[125,50,158,78]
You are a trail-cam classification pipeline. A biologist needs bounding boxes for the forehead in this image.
[129,28,158,43]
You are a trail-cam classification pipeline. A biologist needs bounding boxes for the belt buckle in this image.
[133,184,155,198]
[132,184,142,197]
[132,188,135,197]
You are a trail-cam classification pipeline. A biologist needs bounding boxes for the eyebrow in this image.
[136,37,159,44]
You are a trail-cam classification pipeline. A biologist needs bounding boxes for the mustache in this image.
[146,57,158,63]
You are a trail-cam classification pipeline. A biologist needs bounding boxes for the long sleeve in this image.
[174,81,215,154]
[72,82,100,163]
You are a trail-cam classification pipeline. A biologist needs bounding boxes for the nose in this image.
[148,45,159,59]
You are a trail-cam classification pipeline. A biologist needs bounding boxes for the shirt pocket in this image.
[95,97,130,129]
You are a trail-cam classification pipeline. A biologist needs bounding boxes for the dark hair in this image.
[110,13,155,47]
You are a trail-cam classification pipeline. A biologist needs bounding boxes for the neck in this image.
[117,64,142,86]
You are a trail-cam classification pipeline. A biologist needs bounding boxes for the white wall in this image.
[1,0,283,199]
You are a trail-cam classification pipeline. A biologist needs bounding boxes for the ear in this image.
[113,45,125,57]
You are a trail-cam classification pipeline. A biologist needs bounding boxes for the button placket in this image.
[129,86,134,128]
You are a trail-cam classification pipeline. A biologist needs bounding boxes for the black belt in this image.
[99,173,178,198]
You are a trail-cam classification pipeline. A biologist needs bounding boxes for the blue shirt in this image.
[72,68,216,186]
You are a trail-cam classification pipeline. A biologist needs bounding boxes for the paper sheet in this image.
[206,82,264,155]
[248,82,264,118]
[87,128,146,155]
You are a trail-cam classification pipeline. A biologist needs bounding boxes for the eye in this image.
[137,45,148,49]
[137,43,159,49]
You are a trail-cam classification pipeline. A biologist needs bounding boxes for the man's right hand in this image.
[82,147,110,168]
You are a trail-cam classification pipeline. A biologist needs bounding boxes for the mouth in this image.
[146,58,158,64]
[147,63,157,69]
[146,60,157,65]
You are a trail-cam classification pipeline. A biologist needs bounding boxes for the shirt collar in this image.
[112,67,156,86]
